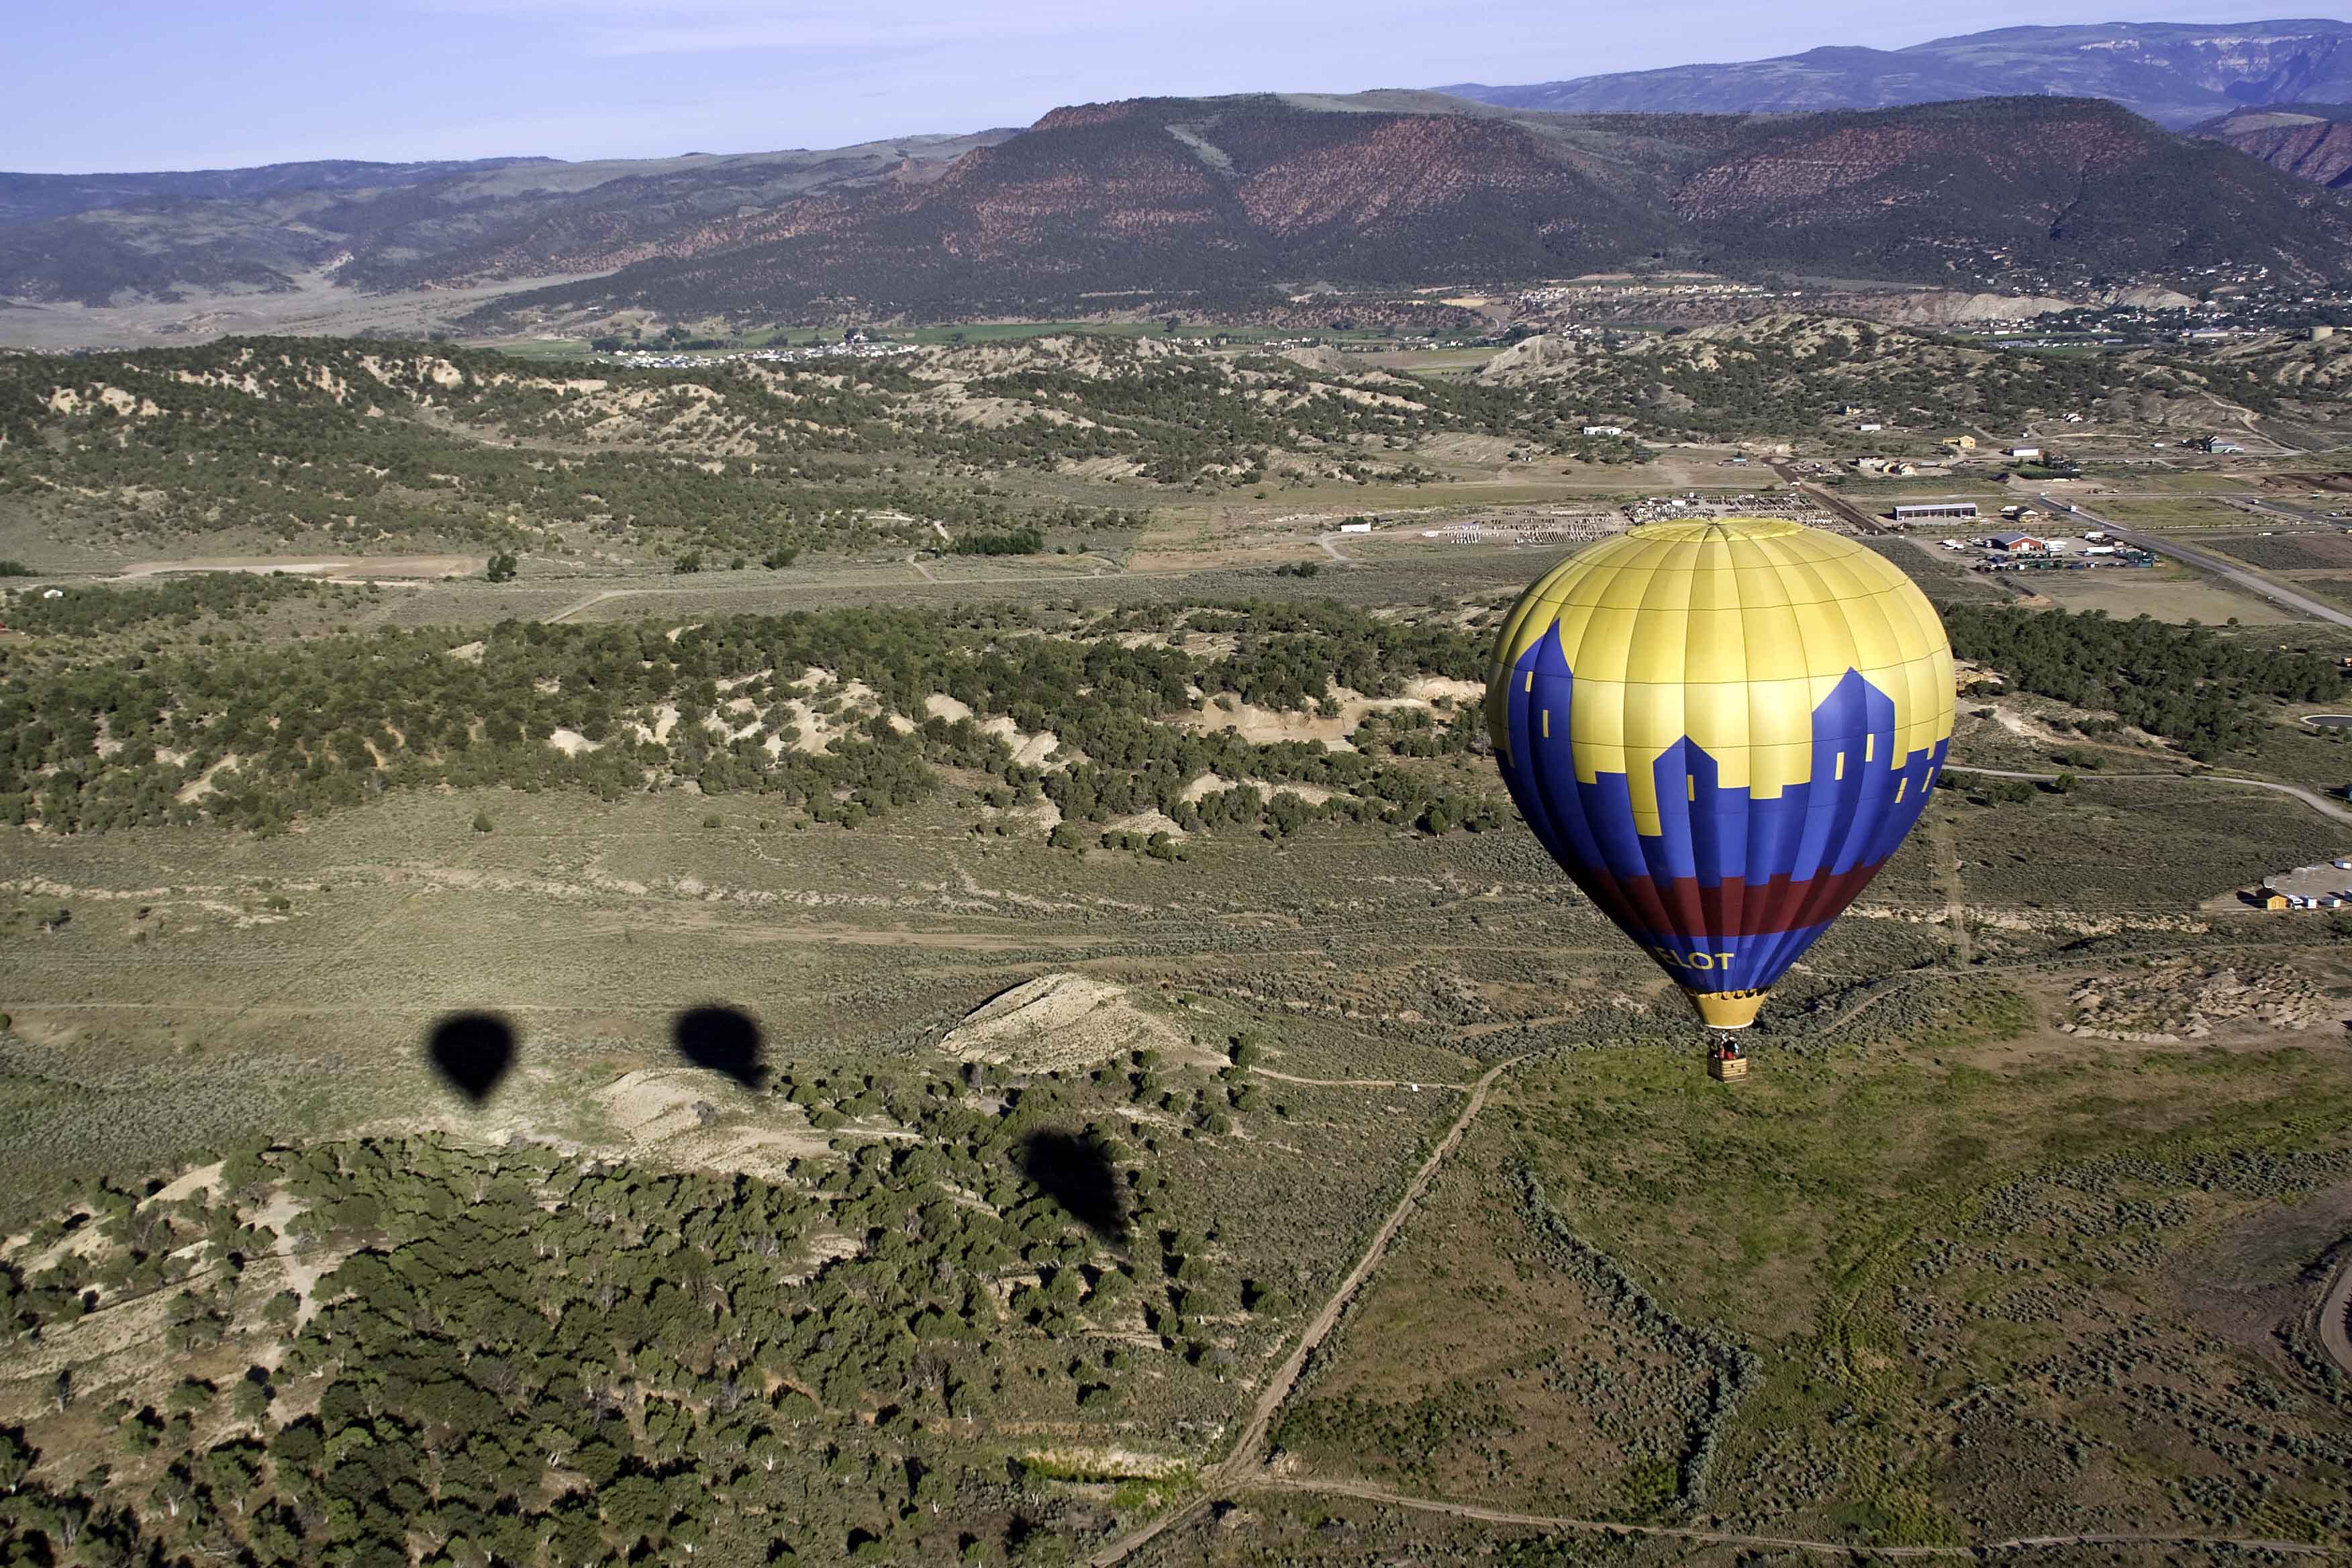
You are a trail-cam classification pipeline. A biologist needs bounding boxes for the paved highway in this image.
[2035,491,2352,631]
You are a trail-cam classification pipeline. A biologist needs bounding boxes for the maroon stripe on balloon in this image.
[1559,860,1894,940]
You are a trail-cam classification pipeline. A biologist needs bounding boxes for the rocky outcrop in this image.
[2061,960,2339,1042]
[2196,107,2352,188]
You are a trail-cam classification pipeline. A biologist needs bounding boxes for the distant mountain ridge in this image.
[0,134,1014,309]
[8,33,2352,335]
[466,93,2352,330]
[0,157,553,228]
[1436,19,2352,128]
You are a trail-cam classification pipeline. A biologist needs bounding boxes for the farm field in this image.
[2030,565,2298,622]
[2087,495,2273,531]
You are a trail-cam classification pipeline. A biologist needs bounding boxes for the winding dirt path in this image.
[1246,1067,1468,1091]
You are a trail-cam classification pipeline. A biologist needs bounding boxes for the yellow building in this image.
[1946,434,1977,450]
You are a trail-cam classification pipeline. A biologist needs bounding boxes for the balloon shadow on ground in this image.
[1017,1130,1125,1243]
[426,1013,517,1106]
[673,1005,767,1090]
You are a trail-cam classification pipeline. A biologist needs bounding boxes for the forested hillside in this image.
[8,324,2343,563]
[0,336,1475,558]
[1480,313,2351,436]
[0,137,1010,310]
[0,597,1496,839]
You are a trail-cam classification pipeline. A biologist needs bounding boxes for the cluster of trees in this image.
[1,572,324,636]
[1941,604,2341,761]
[0,598,1498,838]
[0,332,1630,563]
[950,527,1044,556]
[0,1040,1300,1565]
[5,332,2341,571]
[0,340,1145,558]
[1463,319,2322,443]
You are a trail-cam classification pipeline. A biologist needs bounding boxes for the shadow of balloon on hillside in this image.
[1016,1130,1125,1243]
[426,1012,517,1106]
[673,1005,767,1090]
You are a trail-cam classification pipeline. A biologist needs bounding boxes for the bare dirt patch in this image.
[589,1068,832,1178]
[939,973,1191,1071]
[1173,680,1481,750]
[115,554,481,581]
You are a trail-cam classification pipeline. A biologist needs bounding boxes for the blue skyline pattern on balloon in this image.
[1498,628,1949,997]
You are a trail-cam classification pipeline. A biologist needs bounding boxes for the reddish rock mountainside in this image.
[472,93,2352,326]
[15,89,2348,322]
[1667,97,2352,284]
[472,97,1675,320]
[2195,106,2352,188]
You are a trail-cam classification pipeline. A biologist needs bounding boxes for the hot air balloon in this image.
[1485,517,1955,1073]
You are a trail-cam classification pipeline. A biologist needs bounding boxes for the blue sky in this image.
[9,0,2347,171]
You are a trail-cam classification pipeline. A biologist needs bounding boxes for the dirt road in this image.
[113,554,483,582]
[1246,1067,1467,1091]
[544,589,628,624]
[1260,1477,1976,1558]
[1927,810,1971,967]
[1952,764,2352,831]
[1770,466,1894,536]
[1257,1478,2346,1560]
[1084,1054,1528,1566]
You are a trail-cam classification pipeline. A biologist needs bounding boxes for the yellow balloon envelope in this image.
[1486,518,1955,1030]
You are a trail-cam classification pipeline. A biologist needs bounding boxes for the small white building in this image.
[2006,446,2042,460]
[1859,422,1883,432]
[1337,521,1372,535]
[1581,424,1623,437]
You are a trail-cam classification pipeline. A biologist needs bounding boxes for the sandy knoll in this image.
[940,973,1187,1071]
[1181,773,1338,805]
[1173,679,1483,750]
[593,1068,834,1178]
